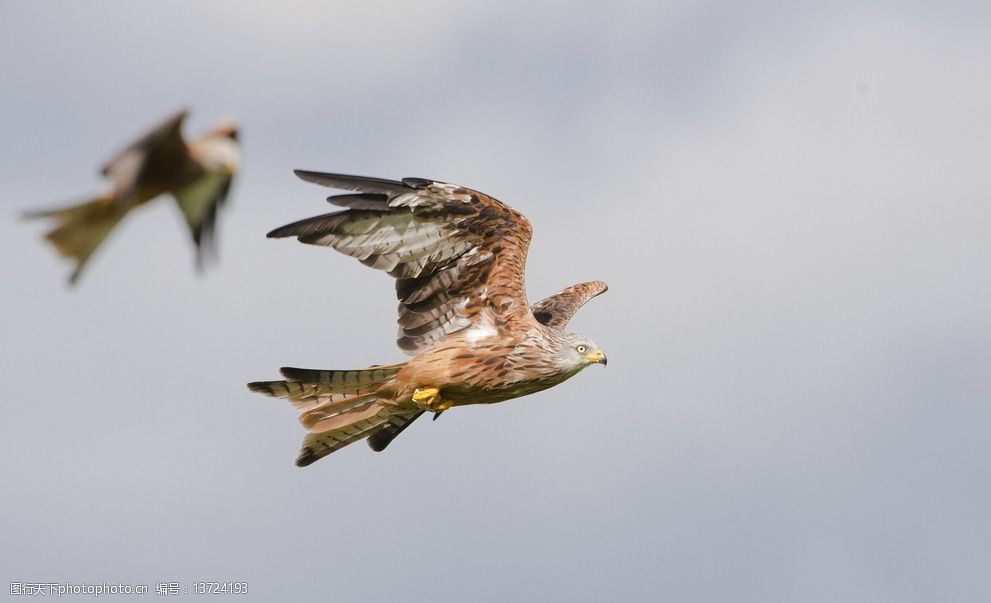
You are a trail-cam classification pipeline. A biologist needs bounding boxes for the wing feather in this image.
[270,171,534,354]
[173,172,233,267]
[530,281,608,329]
[101,109,201,208]
[326,193,391,210]
[294,170,410,195]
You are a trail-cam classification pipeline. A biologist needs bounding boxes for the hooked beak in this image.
[584,349,607,366]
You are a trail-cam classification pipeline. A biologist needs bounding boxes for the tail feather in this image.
[248,362,421,465]
[279,364,403,393]
[249,363,403,411]
[25,194,122,284]
[367,411,425,452]
[296,406,406,466]
[299,393,380,431]
[247,379,376,411]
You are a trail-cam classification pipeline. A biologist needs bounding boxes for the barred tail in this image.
[248,363,420,466]
[24,194,122,284]
[367,410,425,452]
[295,406,423,466]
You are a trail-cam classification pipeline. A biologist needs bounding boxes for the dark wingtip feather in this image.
[293,169,321,182]
[265,221,307,239]
[401,177,434,189]
[266,210,349,239]
[292,170,411,194]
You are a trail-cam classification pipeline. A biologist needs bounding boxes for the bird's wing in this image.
[530,281,608,329]
[100,109,201,207]
[269,170,535,355]
[173,171,234,268]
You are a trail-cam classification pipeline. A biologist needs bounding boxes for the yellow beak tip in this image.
[583,350,607,365]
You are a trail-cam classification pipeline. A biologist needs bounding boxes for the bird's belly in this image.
[444,368,582,406]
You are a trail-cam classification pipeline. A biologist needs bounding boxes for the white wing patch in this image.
[465,313,498,345]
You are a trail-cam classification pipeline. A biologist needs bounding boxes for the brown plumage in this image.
[25,109,240,284]
[249,171,608,466]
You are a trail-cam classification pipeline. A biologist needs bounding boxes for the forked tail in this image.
[24,194,123,284]
[248,363,423,466]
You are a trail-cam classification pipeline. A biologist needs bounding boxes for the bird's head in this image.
[194,119,241,174]
[553,331,607,371]
[206,118,239,142]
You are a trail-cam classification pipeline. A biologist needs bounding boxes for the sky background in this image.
[2,1,990,601]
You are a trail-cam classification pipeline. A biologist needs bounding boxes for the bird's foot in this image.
[412,387,452,413]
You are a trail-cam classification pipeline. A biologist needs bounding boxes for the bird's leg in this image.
[412,387,452,413]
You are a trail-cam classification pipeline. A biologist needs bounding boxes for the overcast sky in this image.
[2,2,990,601]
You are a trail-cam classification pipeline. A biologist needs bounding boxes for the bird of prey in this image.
[25,109,240,284]
[249,170,608,466]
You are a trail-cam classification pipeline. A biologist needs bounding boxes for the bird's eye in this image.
[576,345,587,354]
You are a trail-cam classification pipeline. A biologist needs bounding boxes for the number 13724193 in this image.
[192,582,248,594]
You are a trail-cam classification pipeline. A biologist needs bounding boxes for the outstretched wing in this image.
[175,121,240,268]
[173,171,234,268]
[530,281,608,329]
[100,109,201,208]
[268,170,535,354]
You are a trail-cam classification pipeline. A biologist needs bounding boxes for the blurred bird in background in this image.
[25,109,240,284]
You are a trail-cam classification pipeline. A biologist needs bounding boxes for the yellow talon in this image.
[412,387,449,412]
[412,387,439,404]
